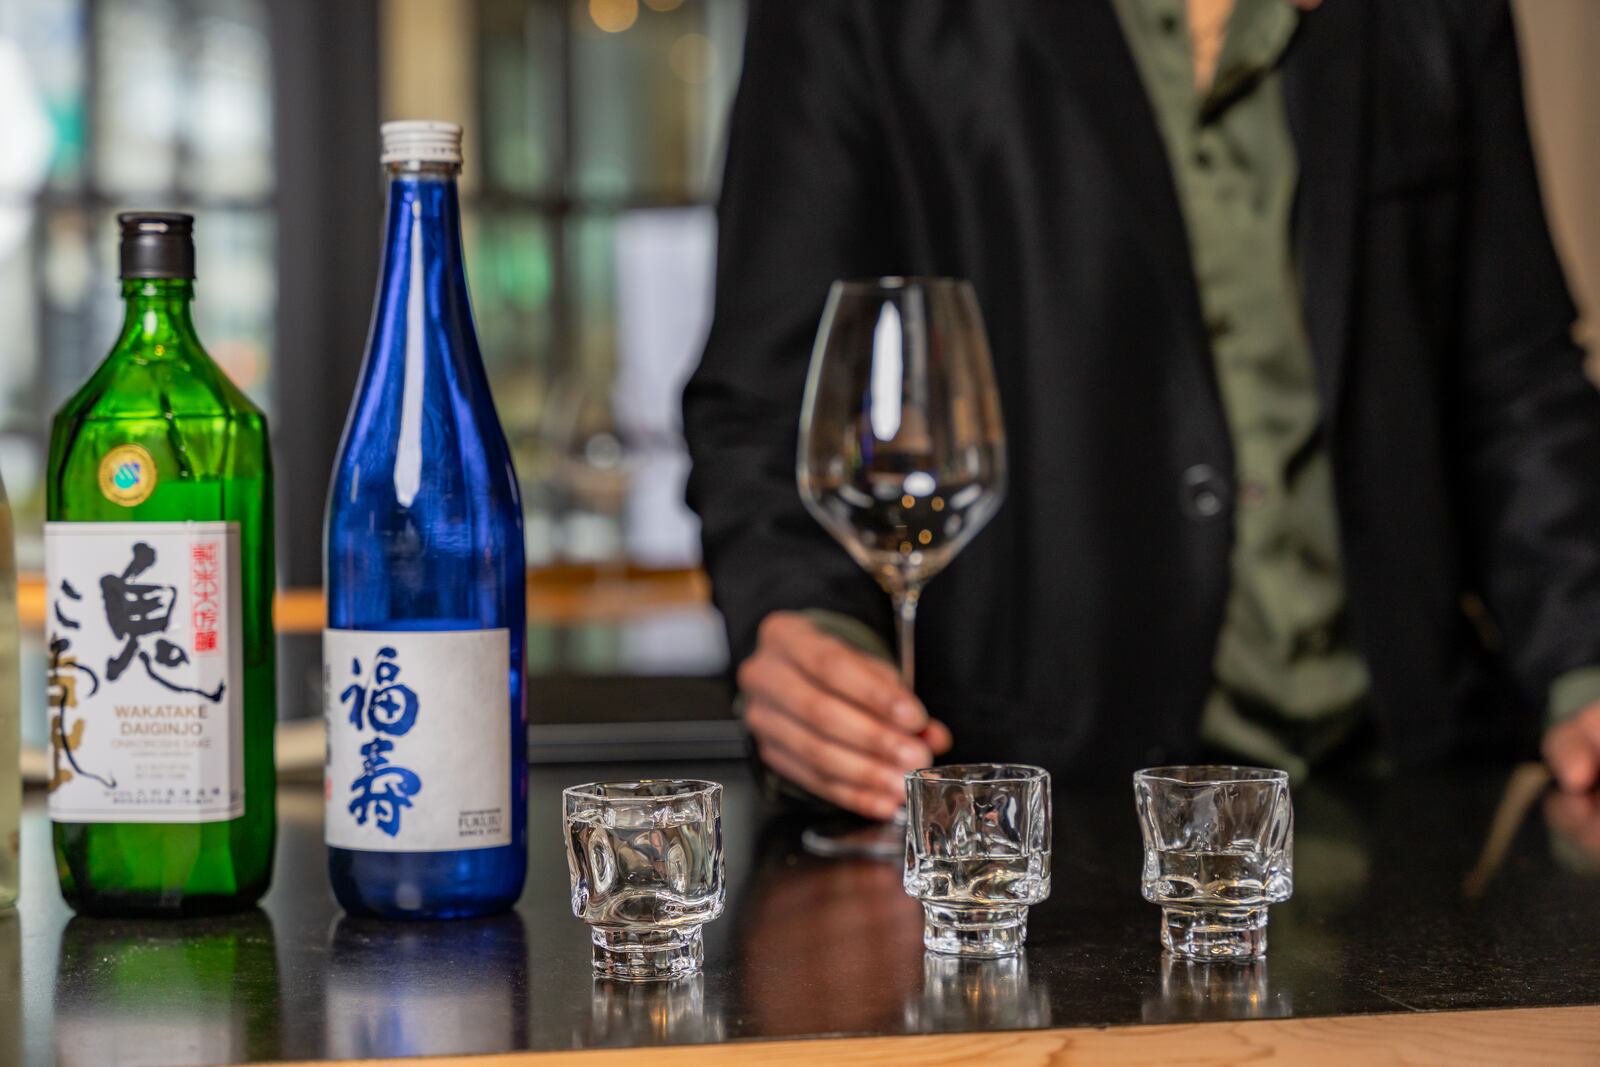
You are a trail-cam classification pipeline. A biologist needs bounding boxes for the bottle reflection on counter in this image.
[54,910,280,1067]
[324,912,529,1058]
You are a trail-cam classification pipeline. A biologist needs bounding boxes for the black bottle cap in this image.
[118,212,195,280]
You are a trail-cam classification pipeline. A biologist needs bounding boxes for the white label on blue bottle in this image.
[323,628,513,852]
[44,522,245,823]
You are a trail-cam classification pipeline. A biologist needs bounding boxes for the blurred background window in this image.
[0,0,744,577]
[464,0,744,570]
[0,0,276,573]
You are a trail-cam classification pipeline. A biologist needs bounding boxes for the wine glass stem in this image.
[893,589,921,690]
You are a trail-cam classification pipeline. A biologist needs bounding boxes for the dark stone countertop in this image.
[8,758,1600,1065]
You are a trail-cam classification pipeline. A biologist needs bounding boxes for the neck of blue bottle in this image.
[381,160,470,301]
[369,159,485,392]
[363,158,496,514]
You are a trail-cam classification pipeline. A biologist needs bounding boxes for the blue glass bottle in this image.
[323,121,526,918]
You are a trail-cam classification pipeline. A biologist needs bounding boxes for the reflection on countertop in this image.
[1143,956,1288,1024]
[908,953,1052,1033]
[53,911,280,1067]
[325,914,529,1059]
[10,759,1600,1065]
[736,849,924,1037]
[582,974,724,1048]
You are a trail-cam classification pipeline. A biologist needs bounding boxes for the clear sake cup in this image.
[1133,766,1294,961]
[563,780,725,981]
[903,764,1051,957]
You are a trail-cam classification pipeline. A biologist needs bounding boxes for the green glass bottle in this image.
[45,212,276,915]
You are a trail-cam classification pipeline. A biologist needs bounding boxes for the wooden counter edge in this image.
[269,1003,1600,1067]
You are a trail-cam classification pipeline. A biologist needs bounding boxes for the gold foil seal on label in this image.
[98,443,157,506]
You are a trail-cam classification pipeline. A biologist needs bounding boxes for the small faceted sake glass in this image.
[564,780,725,981]
[1133,766,1294,961]
[903,764,1051,957]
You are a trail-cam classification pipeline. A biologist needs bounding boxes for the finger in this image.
[762,614,927,730]
[745,701,911,802]
[756,734,903,821]
[1572,708,1600,770]
[1544,789,1588,837]
[1579,814,1600,857]
[1556,784,1600,855]
[1542,721,1599,793]
[741,654,932,770]
[919,718,954,756]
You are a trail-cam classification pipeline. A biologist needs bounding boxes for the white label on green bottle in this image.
[44,522,244,823]
[323,628,512,852]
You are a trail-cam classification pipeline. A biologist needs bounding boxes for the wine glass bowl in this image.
[798,277,1007,680]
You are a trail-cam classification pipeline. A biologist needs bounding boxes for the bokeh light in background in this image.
[587,0,637,35]
[669,33,716,85]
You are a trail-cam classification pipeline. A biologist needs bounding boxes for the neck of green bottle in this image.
[115,278,201,356]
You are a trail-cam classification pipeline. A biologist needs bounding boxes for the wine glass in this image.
[795,277,1008,857]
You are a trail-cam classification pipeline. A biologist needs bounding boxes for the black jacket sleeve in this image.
[682,0,899,668]
[1455,1,1600,708]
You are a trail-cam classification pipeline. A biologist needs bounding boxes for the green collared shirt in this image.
[1112,0,1600,771]
[1114,0,1369,779]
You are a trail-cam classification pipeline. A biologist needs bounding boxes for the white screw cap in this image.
[380,120,463,165]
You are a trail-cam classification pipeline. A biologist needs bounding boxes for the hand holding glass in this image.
[795,277,1006,857]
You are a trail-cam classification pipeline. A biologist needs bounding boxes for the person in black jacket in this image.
[682,0,1600,819]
